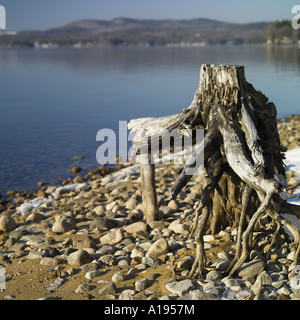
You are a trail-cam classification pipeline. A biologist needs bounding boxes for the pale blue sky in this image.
[1,0,298,31]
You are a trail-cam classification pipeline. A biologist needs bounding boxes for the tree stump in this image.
[129,64,300,278]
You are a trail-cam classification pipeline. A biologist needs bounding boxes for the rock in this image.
[40,257,58,267]
[191,291,217,300]
[168,219,180,232]
[9,227,28,240]
[290,274,300,293]
[165,279,195,296]
[135,279,150,292]
[168,199,179,210]
[287,251,295,261]
[130,248,144,259]
[148,220,165,230]
[203,280,217,291]
[277,285,291,296]
[100,229,124,245]
[142,256,157,268]
[206,270,222,280]
[85,270,102,280]
[3,295,15,300]
[97,244,115,255]
[146,237,169,258]
[119,289,135,300]
[93,205,105,216]
[159,295,172,300]
[177,256,194,269]
[223,278,242,291]
[205,285,225,296]
[99,254,116,266]
[125,198,137,210]
[215,260,230,271]
[75,283,94,294]
[67,250,92,267]
[52,217,76,233]
[79,263,98,275]
[76,239,97,250]
[169,223,188,234]
[98,283,117,296]
[47,278,65,291]
[238,260,265,279]
[292,265,300,275]
[111,271,125,283]
[71,166,82,174]
[251,278,263,295]
[0,215,16,232]
[118,259,130,267]
[258,271,273,285]
[218,251,230,261]
[203,235,214,242]
[27,252,43,260]
[235,290,253,300]
[36,189,46,198]
[26,213,45,222]
[125,221,147,234]
[114,249,127,257]
[89,217,107,229]
[90,217,118,230]
[106,201,117,211]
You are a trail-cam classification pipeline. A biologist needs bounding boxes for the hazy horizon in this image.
[1,0,297,31]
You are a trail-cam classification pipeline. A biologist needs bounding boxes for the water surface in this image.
[0,45,299,195]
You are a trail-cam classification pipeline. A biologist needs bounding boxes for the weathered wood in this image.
[139,153,159,224]
[129,64,300,278]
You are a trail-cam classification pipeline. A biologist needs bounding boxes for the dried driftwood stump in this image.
[128,64,300,278]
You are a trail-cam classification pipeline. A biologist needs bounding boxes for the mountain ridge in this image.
[46,17,268,34]
[0,17,272,47]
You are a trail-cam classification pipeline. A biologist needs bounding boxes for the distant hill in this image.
[47,17,231,33]
[0,17,272,48]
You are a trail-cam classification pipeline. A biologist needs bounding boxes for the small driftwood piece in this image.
[139,153,159,224]
[128,64,300,278]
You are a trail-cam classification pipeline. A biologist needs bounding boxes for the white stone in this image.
[85,270,102,280]
[146,237,169,258]
[111,271,125,283]
[203,235,214,242]
[100,228,124,245]
[130,248,144,258]
[106,201,117,211]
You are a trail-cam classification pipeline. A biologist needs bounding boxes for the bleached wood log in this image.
[139,153,158,224]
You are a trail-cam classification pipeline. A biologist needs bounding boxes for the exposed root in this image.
[188,205,210,278]
[227,185,252,272]
[228,189,275,276]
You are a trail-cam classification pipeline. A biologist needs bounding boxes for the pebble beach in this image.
[0,115,299,301]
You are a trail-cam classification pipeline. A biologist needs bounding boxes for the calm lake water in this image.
[0,45,299,196]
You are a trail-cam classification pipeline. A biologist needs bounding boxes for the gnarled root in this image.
[188,205,210,278]
[228,189,275,275]
[227,185,252,272]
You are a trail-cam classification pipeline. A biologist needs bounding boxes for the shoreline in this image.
[0,43,299,50]
[0,115,299,300]
[1,113,299,205]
